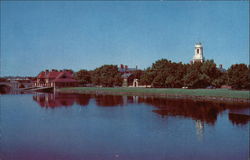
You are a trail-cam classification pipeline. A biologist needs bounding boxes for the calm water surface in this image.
[1,93,249,160]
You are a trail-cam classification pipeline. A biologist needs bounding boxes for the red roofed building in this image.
[35,70,78,88]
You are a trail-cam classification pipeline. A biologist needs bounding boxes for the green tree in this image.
[74,69,91,85]
[183,69,200,88]
[201,60,222,84]
[141,59,188,88]
[228,64,250,89]
[165,62,186,88]
[182,60,227,88]
[150,59,173,88]
[211,71,228,88]
[140,68,155,86]
[152,74,167,88]
[165,75,177,88]
[183,61,209,88]
[92,65,123,87]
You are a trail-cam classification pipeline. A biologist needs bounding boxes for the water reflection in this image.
[33,93,91,108]
[95,94,124,107]
[75,94,91,106]
[0,88,25,95]
[0,85,11,94]
[149,99,220,125]
[140,97,249,125]
[229,113,250,125]
[33,93,74,108]
[195,120,204,141]
[32,93,250,126]
[33,93,139,108]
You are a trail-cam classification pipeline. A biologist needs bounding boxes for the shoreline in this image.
[58,87,250,104]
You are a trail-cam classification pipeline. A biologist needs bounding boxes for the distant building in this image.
[118,64,137,73]
[119,64,139,87]
[118,64,149,88]
[193,42,204,63]
[121,73,132,87]
[35,70,78,88]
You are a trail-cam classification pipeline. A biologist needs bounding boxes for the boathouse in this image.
[35,70,78,88]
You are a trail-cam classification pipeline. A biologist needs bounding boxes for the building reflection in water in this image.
[133,96,139,103]
[33,93,250,128]
[33,93,141,108]
[33,93,91,108]
[195,120,204,141]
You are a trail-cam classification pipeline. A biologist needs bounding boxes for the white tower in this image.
[193,42,204,63]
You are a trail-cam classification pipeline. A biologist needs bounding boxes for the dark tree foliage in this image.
[74,69,91,85]
[142,59,186,88]
[151,59,172,88]
[140,68,155,86]
[227,64,250,89]
[183,60,224,88]
[138,59,230,89]
[91,65,123,87]
[165,62,186,88]
[212,72,228,88]
[74,59,248,90]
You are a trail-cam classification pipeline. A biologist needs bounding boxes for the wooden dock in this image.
[25,86,54,92]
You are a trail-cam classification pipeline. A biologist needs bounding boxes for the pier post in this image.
[53,83,56,95]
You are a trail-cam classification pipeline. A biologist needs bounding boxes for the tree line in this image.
[74,59,250,90]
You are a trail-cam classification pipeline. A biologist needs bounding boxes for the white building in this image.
[193,42,204,63]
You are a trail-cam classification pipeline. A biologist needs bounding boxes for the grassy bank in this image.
[58,87,249,100]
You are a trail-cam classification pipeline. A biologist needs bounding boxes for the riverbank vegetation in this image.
[74,59,250,90]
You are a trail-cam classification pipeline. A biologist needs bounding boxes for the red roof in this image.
[56,71,73,79]
[37,70,77,83]
[37,72,45,78]
[53,71,77,83]
[47,71,61,79]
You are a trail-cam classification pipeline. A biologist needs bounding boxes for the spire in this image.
[192,42,204,63]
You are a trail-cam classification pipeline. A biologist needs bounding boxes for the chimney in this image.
[219,64,223,69]
[120,64,124,69]
[125,65,128,70]
[45,69,49,75]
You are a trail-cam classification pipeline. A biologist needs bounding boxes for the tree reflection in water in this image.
[147,98,220,125]
[229,113,250,125]
[33,93,250,126]
[95,94,124,107]
[75,94,91,106]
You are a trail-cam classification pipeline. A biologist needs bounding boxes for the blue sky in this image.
[1,1,249,76]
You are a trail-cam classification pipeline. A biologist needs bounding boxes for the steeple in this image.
[193,42,204,63]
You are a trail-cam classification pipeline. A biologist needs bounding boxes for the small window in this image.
[197,49,199,54]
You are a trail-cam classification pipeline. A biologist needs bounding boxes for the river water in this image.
[1,93,249,160]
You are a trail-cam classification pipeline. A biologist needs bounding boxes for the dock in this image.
[23,86,54,92]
